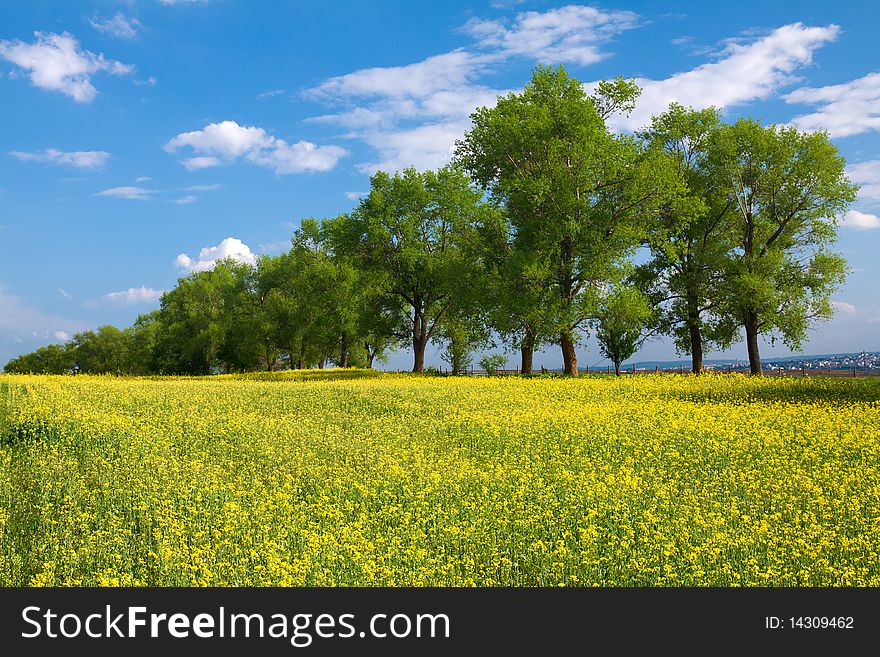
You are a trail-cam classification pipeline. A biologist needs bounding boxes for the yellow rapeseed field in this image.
[0,370,878,586]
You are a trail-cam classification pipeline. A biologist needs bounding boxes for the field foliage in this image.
[1,370,878,586]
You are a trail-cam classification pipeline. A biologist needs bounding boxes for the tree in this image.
[636,103,738,373]
[710,119,857,374]
[3,343,75,374]
[152,260,244,374]
[337,166,490,373]
[471,205,555,374]
[593,287,653,376]
[457,65,683,375]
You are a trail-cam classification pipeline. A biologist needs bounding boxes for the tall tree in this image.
[337,166,489,373]
[593,286,653,376]
[457,65,683,375]
[471,205,555,374]
[636,103,737,373]
[710,119,857,374]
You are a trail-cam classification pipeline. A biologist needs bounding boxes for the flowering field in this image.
[1,371,878,586]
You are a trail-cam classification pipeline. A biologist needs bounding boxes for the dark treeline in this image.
[4,66,857,377]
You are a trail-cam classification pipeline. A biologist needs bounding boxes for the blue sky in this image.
[1,0,879,370]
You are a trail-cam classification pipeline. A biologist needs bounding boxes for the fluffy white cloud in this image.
[135,176,152,183]
[847,160,880,206]
[174,195,198,204]
[359,121,470,174]
[608,23,841,131]
[463,5,639,65]
[10,148,110,168]
[181,156,222,170]
[786,72,880,138]
[165,120,347,174]
[309,51,484,105]
[842,210,880,230]
[0,31,134,102]
[306,5,641,172]
[89,13,142,40]
[345,191,367,201]
[95,186,156,200]
[176,237,256,272]
[54,330,70,341]
[307,11,837,173]
[158,0,208,5]
[830,300,856,315]
[105,286,164,304]
[184,183,221,191]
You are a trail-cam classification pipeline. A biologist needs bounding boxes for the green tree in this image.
[636,103,738,373]
[457,65,683,375]
[593,286,653,376]
[471,205,555,374]
[3,342,75,374]
[710,119,857,374]
[338,166,489,373]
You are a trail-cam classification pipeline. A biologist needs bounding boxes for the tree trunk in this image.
[413,339,426,373]
[365,342,375,369]
[560,330,578,376]
[412,303,427,373]
[614,360,621,376]
[318,358,325,369]
[687,296,703,374]
[520,326,535,375]
[745,309,761,375]
[340,331,349,368]
[298,343,305,370]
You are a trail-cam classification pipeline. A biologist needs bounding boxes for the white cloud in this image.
[105,286,164,304]
[462,5,639,66]
[135,176,152,183]
[607,23,841,131]
[359,121,470,174]
[842,210,880,230]
[345,191,367,200]
[831,300,856,315]
[306,5,641,172]
[181,156,222,170]
[308,51,486,106]
[257,89,285,100]
[54,330,70,341]
[165,120,347,174]
[184,183,221,191]
[0,31,134,103]
[176,237,255,272]
[95,186,156,200]
[58,288,72,299]
[89,13,142,40]
[846,160,880,207]
[786,72,880,138]
[10,148,110,168]
[174,195,198,204]
[306,13,835,173]
[158,0,208,5]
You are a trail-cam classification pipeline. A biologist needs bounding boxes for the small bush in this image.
[479,354,507,376]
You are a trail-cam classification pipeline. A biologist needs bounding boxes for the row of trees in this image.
[5,66,857,377]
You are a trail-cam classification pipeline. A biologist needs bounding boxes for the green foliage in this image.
[593,287,653,375]
[457,65,685,374]
[479,353,507,375]
[709,118,857,372]
[336,165,492,372]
